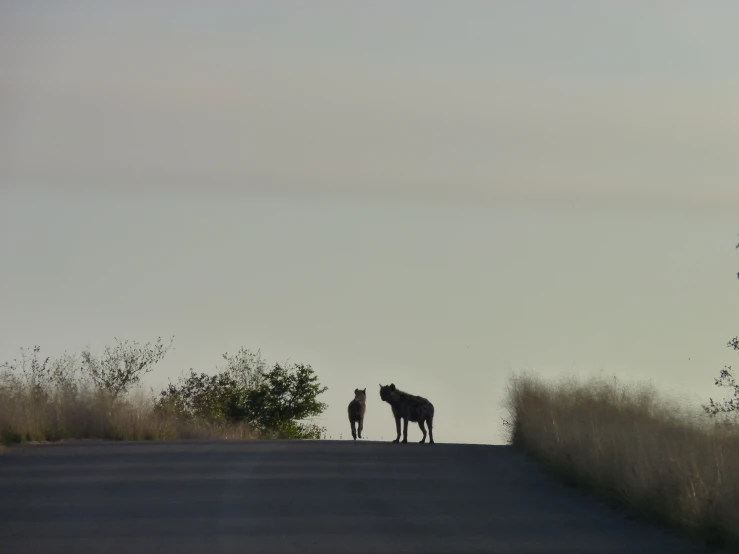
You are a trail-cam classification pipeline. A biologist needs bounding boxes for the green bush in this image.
[243,363,328,439]
[156,357,328,439]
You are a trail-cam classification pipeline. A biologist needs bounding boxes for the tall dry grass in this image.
[504,373,739,549]
[0,343,260,446]
[0,386,256,446]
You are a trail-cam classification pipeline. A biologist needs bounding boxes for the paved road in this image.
[0,440,709,554]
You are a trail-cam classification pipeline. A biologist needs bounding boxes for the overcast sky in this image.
[2,2,738,443]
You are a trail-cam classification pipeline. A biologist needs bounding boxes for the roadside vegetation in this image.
[504,372,739,549]
[0,339,328,446]
[504,235,739,549]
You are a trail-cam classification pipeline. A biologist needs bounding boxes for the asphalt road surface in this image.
[0,440,710,554]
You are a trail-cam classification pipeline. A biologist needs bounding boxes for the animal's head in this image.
[379,383,396,402]
[354,388,366,401]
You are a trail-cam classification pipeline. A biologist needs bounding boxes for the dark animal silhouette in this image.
[379,383,434,444]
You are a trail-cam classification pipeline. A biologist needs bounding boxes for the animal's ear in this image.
[362,388,366,393]
[354,388,359,395]
[390,383,396,390]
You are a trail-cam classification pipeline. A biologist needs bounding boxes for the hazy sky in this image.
[1,2,738,443]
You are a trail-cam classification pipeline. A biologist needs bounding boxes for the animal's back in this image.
[348,399,365,421]
[394,390,433,422]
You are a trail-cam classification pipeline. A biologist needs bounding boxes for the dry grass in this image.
[0,386,257,446]
[504,373,739,549]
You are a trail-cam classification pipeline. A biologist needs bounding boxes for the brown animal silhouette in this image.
[347,388,366,440]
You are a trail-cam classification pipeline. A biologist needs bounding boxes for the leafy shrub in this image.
[156,355,328,439]
[156,369,247,424]
[243,363,328,439]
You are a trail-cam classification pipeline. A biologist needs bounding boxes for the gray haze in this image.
[1,2,738,443]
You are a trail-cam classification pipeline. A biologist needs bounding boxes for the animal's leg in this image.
[350,419,357,440]
[402,418,409,443]
[358,417,363,439]
[393,415,401,443]
[427,416,434,444]
[418,420,427,443]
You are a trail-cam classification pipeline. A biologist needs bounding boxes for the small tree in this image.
[704,236,739,417]
[221,347,267,390]
[81,336,173,399]
[244,362,328,439]
[155,351,329,439]
[0,346,53,404]
[156,347,267,424]
[156,369,246,424]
